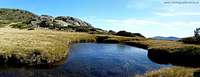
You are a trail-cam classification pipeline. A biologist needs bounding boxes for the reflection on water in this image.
[0,43,168,77]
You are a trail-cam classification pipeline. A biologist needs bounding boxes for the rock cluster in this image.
[29,15,93,28]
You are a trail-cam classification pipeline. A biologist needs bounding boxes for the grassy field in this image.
[1,27,200,76]
[0,25,145,66]
[0,28,96,66]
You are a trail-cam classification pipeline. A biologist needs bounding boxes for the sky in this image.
[0,0,200,38]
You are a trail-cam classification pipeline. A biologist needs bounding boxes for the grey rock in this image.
[55,16,93,27]
[29,15,93,28]
[39,15,54,22]
[53,20,70,27]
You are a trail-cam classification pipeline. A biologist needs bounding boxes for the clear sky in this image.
[0,0,200,37]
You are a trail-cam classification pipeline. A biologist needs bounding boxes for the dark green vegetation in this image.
[0,8,38,22]
[10,22,29,29]
[181,28,200,44]
[115,30,145,38]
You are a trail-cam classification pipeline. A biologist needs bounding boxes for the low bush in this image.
[10,23,29,29]
[181,37,200,44]
[115,30,145,38]
[75,26,90,32]
[108,30,116,35]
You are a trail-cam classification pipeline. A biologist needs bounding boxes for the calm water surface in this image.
[0,43,169,77]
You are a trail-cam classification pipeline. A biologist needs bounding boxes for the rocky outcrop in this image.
[53,20,70,27]
[55,16,93,27]
[29,15,93,28]
[0,8,93,29]
[30,15,54,28]
[39,15,54,22]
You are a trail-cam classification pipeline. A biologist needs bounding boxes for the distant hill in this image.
[0,8,108,34]
[151,36,180,41]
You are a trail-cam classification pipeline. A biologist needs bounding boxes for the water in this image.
[0,43,168,77]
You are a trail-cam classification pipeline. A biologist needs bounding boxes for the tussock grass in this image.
[0,28,96,65]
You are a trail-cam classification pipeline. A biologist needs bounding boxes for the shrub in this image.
[75,26,90,32]
[10,23,29,29]
[115,30,145,38]
[181,28,200,44]
[181,37,197,44]
[116,31,134,37]
[38,21,52,28]
[0,8,38,22]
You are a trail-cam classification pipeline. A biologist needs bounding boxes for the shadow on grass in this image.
[147,46,200,68]
[193,70,200,77]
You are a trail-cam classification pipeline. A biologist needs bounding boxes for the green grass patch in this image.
[9,23,29,29]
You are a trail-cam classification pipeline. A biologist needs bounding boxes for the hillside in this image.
[0,8,146,38]
[0,8,93,28]
[0,8,38,22]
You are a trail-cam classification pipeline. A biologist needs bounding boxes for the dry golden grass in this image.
[0,28,96,65]
[0,27,145,65]
[1,27,200,77]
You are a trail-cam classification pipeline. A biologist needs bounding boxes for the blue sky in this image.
[0,0,200,37]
